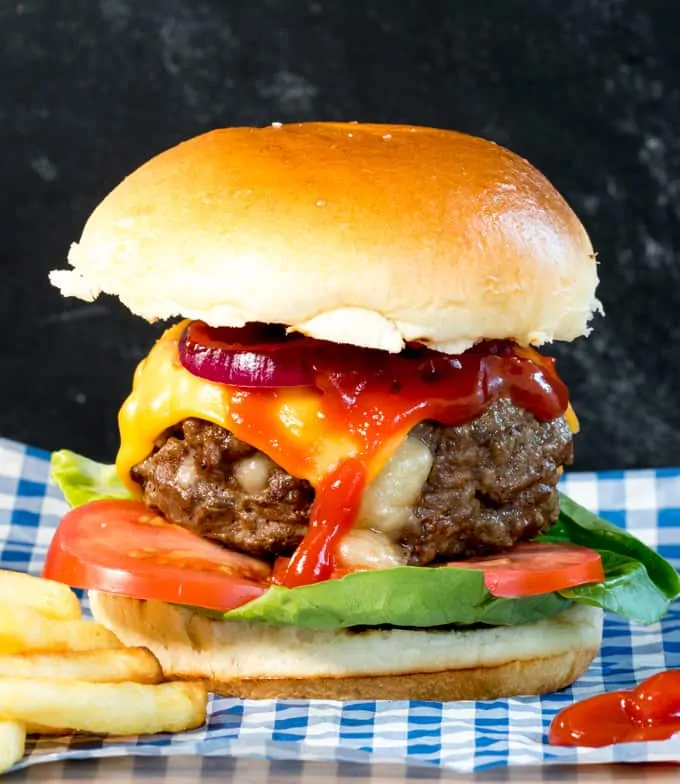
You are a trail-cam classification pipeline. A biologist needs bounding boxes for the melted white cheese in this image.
[356,436,433,539]
[337,529,406,570]
[233,453,275,494]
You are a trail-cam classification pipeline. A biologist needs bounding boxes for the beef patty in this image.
[131,398,572,565]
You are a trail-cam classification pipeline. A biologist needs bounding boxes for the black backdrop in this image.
[2,0,679,470]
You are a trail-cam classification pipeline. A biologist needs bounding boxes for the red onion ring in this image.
[179,321,316,387]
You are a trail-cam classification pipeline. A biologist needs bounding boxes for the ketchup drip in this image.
[282,458,367,587]
[550,670,680,747]
[181,324,570,588]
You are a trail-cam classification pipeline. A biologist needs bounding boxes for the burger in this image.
[45,122,679,701]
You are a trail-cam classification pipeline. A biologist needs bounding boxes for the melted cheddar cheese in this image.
[565,402,580,434]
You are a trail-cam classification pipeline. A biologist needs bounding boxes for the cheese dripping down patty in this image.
[335,436,434,569]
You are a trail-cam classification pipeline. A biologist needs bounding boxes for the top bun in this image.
[51,123,600,354]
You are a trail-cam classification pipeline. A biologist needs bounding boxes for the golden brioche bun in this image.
[89,593,602,701]
[51,122,600,354]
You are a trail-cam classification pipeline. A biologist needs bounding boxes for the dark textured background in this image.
[2,0,679,470]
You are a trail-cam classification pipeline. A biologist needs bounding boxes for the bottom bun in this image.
[89,592,602,701]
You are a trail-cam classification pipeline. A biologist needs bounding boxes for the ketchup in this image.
[182,323,570,588]
[282,458,367,586]
[549,671,680,747]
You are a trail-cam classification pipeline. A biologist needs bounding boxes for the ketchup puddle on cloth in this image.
[549,670,680,747]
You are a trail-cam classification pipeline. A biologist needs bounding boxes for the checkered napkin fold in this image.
[1,436,679,774]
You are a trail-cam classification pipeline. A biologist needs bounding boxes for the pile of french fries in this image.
[0,569,208,773]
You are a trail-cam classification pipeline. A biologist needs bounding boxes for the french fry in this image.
[0,678,208,735]
[0,606,121,654]
[0,721,26,773]
[0,570,81,621]
[0,648,162,684]
[0,570,208,745]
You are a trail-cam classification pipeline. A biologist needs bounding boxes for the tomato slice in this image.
[447,542,604,597]
[43,500,271,611]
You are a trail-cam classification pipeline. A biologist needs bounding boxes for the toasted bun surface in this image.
[90,592,602,700]
[51,123,600,354]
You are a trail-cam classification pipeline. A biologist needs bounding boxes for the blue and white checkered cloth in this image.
[1,436,679,774]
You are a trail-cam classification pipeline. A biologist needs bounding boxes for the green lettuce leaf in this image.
[549,494,680,600]
[220,567,570,628]
[49,449,679,628]
[50,450,131,508]
[541,494,680,624]
[559,551,672,626]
